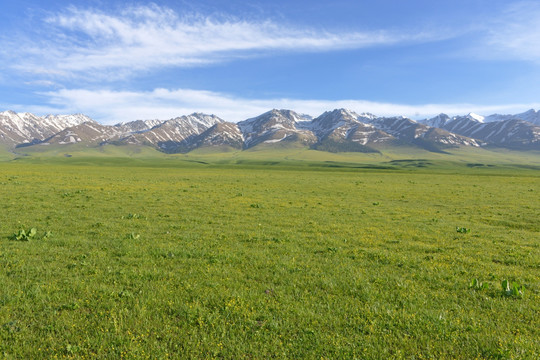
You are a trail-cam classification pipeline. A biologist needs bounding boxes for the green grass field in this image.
[0,148,539,359]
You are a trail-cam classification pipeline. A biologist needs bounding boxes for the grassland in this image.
[0,149,539,359]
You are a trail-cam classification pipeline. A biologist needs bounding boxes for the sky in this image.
[1,0,540,124]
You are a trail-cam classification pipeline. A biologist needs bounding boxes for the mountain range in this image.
[1,108,539,153]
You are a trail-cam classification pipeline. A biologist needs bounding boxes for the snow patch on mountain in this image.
[238,109,316,148]
[467,113,485,122]
[483,109,540,126]
[2,108,539,152]
[0,111,93,145]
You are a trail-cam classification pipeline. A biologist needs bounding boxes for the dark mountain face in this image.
[423,114,540,149]
[185,122,244,152]
[237,109,317,148]
[2,108,539,153]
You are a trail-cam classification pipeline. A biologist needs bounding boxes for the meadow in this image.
[0,149,539,359]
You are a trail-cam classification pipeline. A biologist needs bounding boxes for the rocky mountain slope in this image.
[482,109,540,126]
[237,109,317,148]
[0,111,93,145]
[114,119,164,134]
[422,113,540,149]
[118,113,224,152]
[188,122,244,150]
[365,116,481,150]
[308,109,387,142]
[1,108,539,153]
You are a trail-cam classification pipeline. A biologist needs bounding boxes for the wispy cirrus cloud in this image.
[482,1,540,61]
[3,1,538,82]
[4,4,445,81]
[32,87,540,124]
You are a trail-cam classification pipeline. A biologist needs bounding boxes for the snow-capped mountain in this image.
[364,116,481,148]
[422,114,540,149]
[484,109,540,126]
[308,108,362,138]
[422,113,452,129]
[0,111,93,145]
[467,113,485,123]
[422,113,484,131]
[42,122,126,145]
[235,108,479,152]
[119,113,224,152]
[2,108,539,153]
[473,119,540,148]
[308,109,392,144]
[237,109,317,148]
[188,122,244,150]
[114,119,164,134]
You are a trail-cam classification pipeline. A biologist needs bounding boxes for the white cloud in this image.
[24,80,58,87]
[483,1,540,61]
[7,5,443,80]
[36,87,540,124]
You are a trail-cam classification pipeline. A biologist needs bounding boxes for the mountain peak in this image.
[333,108,358,117]
[420,113,451,128]
[237,109,316,148]
[467,112,485,122]
[1,110,18,117]
[0,111,96,145]
[1,108,538,152]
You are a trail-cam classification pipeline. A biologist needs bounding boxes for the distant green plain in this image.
[0,146,539,359]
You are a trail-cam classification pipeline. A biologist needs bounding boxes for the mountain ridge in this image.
[421,112,540,149]
[2,108,539,152]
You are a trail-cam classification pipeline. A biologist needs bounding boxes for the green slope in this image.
[5,142,540,173]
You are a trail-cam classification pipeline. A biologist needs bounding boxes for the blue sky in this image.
[1,0,540,123]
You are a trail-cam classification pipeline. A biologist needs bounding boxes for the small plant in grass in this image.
[11,227,37,241]
[2,321,21,333]
[65,344,80,355]
[128,232,140,240]
[469,278,488,290]
[123,213,145,219]
[501,280,524,298]
[456,226,471,233]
